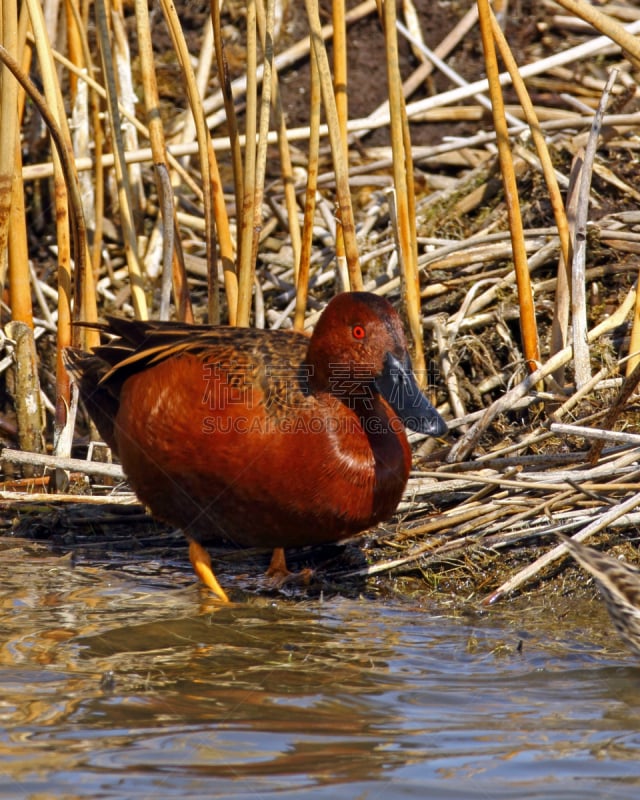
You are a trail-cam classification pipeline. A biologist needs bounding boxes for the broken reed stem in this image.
[553,422,640,448]
[304,0,362,291]
[550,152,580,384]
[448,282,637,462]
[484,490,640,605]
[627,281,640,377]
[2,447,126,480]
[402,0,427,66]
[156,162,177,321]
[587,359,640,465]
[572,68,617,387]
[5,322,45,467]
[553,0,640,69]
[477,0,540,376]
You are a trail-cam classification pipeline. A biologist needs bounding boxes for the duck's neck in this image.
[306,357,376,405]
[359,395,412,518]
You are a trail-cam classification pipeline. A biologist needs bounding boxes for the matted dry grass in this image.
[2,0,640,604]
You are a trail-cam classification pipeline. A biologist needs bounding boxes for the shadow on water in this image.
[1,537,640,799]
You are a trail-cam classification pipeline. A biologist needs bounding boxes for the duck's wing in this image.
[65,320,253,448]
[74,317,301,386]
[65,318,312,439]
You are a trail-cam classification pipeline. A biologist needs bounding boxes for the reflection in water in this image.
[0,539,639,799]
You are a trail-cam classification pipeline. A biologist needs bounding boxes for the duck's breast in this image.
[113,343,411,547]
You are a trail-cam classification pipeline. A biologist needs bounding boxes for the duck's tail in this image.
[63,347,120,454]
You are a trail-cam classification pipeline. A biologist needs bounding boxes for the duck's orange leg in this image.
[188,540,230,602]
[266,547,314,587]
[266,547,290,580]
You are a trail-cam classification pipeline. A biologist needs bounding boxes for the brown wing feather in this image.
[67,317,313,441]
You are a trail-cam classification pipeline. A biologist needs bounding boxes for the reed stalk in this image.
[477,0,540,374]
[304,0,362,291]
[571,70,617,387]
[179,12,214,158]
[332,0,348,289]
[489,14,571,273]
[211,0,243,228]
[134,0,192,322]
[382,0,425,382]
[0,43,90,471]
[159,0,227,325]
[236,0,259,326]
[208,2,239,324]
[64,0,82,102]
[256,0,301,285]
[8,144,32,328]
[294,53,321,331]
[61,1,99,348]
[25,0,74,441]
[1,1,44,469]
[489,10,572,380]
[251,0,276,317]
[111,0,144,217]
[64,0,105,291]
[95,0,147,321]
[553,0,640,68]
[0,0,20,298]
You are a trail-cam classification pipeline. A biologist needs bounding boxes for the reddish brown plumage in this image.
[65,292,446,593]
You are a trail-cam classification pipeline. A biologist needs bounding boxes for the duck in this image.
[64,291,447,601]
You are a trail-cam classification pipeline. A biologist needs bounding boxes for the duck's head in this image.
[306,292,447,437]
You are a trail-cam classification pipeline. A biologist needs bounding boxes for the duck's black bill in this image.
[375,352,448,437]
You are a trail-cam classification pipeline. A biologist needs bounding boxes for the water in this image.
[1,537,639,799]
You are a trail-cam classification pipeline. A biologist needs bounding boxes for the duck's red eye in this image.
[352,325,366,340]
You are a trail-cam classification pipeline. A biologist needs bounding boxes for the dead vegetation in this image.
[2,0,640,604]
